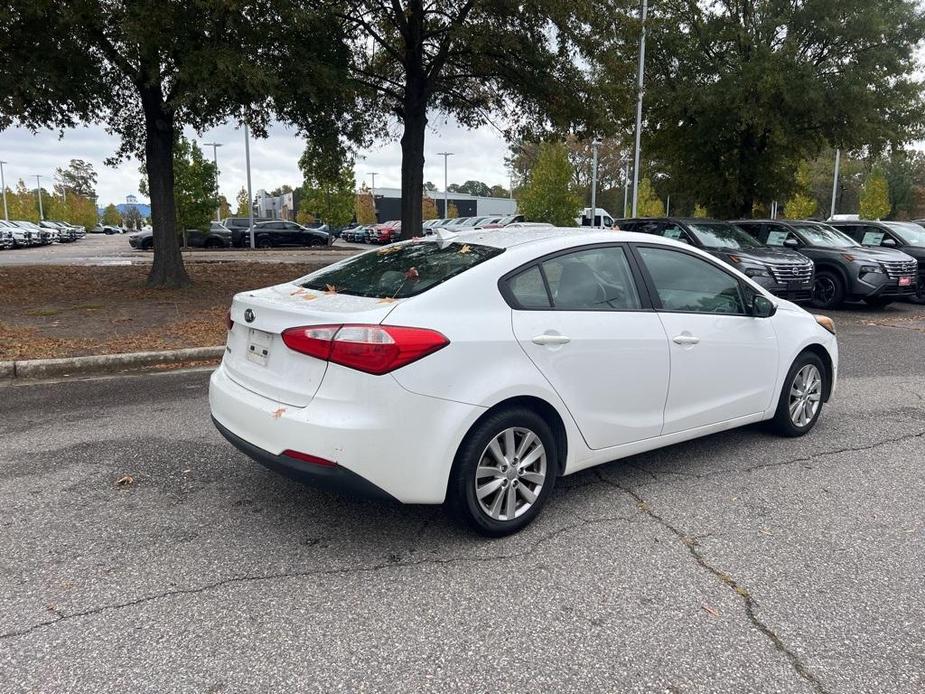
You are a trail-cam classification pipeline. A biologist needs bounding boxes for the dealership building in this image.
[367,188,517,222]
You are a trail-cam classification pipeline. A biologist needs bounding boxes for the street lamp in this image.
[623,160,630,217]
[830,148,841,220]
[204,141,223,222]
[0,160,8,221]
[589,138,602,228]
[243,125,255,249]
[631,0,648,217]
[34,174,45,220]
[437,152,453,217]
[368,172,378,222]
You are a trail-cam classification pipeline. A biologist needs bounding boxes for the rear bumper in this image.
[209,362,485,504]
[212,416,397,501]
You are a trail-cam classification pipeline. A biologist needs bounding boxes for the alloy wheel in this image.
[789,364,822,427]
[474,427,546,521]
[813,276,836,306]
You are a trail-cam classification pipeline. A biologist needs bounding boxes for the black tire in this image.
[447,407,558,536]
[256,236,272,249]
[811,271,845,309]
[141,239,153,251]
[863,296,893,308]
[769,351,827,437]
[204,238,224,249]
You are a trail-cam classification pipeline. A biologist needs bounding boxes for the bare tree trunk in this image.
[141,85,190,288]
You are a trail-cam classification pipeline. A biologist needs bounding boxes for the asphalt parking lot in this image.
[0,233,361,267]
[1,304,923,693]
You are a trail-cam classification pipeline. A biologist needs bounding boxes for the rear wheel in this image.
[141,238,153,251]
[204,238,224,249]
[256,236,272,249]
[448,407,557,536]
[770,352,826,437]
[811,271,844,309]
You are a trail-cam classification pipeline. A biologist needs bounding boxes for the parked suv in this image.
[618,218,815,302]
[0,220,31,246]
[734,219,918,308]
[129,222,233,251]
[221,216,273,247]
[827,220,925,304]
[250,220,332,248]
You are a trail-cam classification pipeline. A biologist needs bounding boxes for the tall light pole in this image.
[34,174,45,220]
[623,161,630,218]
[0,161,8,221]
[368,172,378,222]
[437,152,453,217]
[589,138,602,227]
[243,125,255,248]
[830,148,841,220]
[631,0,648,217]
[204,141,223,222]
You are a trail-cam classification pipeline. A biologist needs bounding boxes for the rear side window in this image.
[506,246,642,311]
[300,240,503,298]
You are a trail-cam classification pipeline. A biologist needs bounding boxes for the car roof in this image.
[434,226,686,251]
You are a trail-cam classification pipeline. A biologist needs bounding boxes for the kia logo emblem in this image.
[244,309,255,323]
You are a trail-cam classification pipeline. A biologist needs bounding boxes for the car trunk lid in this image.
[224,283,402,406]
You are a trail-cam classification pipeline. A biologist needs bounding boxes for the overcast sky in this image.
[0,116,512,207]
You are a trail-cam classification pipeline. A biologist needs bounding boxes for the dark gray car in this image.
[618,217,816,302]
[734,219,918,308]
[128,223,232,251]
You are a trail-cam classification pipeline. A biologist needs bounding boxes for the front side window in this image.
[301,240,503,298]
[886,222,925,245]
[638,246,745,314]
[507,246,642,311]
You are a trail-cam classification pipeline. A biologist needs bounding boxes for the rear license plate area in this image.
[246,328,272,366]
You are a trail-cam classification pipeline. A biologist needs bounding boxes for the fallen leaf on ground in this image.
[702,604,720,618]
[115,475,135,487]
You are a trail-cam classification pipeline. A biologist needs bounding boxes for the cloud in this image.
[0,116,512,206]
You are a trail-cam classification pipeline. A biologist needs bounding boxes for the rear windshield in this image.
[300,240,504,298]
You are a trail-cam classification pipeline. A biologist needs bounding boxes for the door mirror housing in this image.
[783,237,799,248]
[881,237,897,247]
[752,294,777,318]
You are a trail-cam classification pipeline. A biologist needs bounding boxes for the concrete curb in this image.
[1,346,224,381]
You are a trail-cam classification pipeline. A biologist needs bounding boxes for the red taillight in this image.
[281,449,337,467]
[281,324,449,375]
[225,309,234,331]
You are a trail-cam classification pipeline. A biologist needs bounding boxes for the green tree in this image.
[298,142,355,228]
[0,0,357,287]
[328,0,599,239]
[635,0,925,217]
[217,195,231,220]
[457,181,491,197]
[784,162,818,219]
[859,170,891,220]
[636,178,664,217]
[102,203,121,226]
[54,159,97,198]
[235,188,250,216]
[447,202,459,219]
[140,136,217,232]
[355,186,376,224]
[692,204,708,218]
[489,184,509,198]
[518,142,582,226]
[124,206,143,230]
[8,179,38,221]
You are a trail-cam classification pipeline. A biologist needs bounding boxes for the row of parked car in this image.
[616,217,925,309]
[0,219,87,248]
[128,218,333,251]
[340,215,527,244]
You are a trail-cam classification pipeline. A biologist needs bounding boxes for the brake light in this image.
[281,324,449,374]
[225,309,234,331]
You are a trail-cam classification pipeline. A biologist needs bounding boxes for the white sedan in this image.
[210,228,838,535]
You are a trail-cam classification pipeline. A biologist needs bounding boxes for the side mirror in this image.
[882,237,897,247]
[752,294,777,318]
[783,237,799,248]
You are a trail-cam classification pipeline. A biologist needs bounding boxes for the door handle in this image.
[672,335,700,345]
[532,334,571,345]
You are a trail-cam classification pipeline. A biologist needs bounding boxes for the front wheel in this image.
[448,407,557,536]
[770,352,826,437]
[256,236,272,249]
[811,271,844,309]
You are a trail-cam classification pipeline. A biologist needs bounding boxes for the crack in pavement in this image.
[594,470,832,694]
[0,514,638,642]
